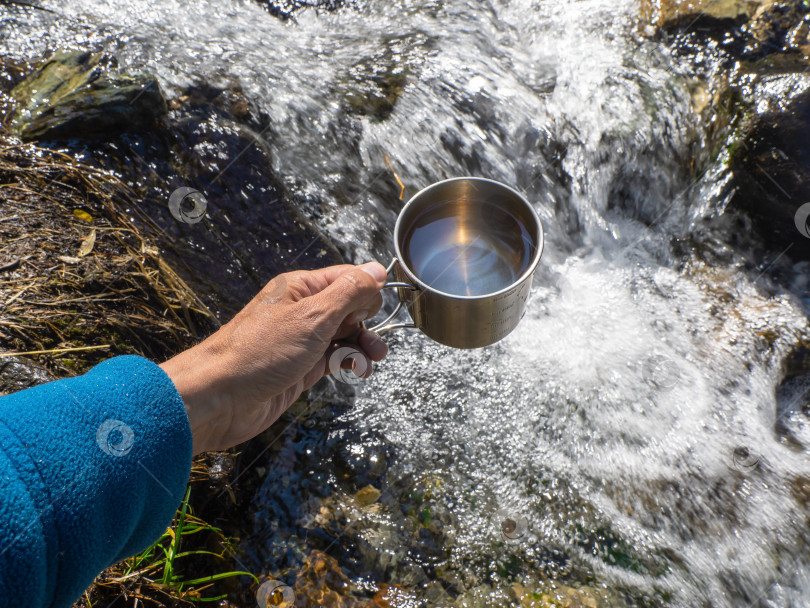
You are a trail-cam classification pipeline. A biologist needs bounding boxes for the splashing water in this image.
[3,0,810,606]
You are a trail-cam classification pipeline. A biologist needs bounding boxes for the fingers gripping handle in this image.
[365,259,418,335]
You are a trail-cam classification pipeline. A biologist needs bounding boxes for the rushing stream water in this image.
[3,0,810,606]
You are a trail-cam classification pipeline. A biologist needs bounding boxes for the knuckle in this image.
[337,271,361,291]
[295,297,330,326]
[261,272,290,295]
[286,269,310,283]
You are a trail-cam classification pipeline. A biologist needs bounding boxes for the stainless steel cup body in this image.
[390,259,534,349]
[371,177,544,349]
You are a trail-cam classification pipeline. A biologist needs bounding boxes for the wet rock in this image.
[0,356,54,396]
[786,14,810,57]
[781,341,810,380]
[647,1,809,63]
[0,55,31,120]
[641,0,763,26]
[644,0,810,260]
[727,87,810,259]
[745,1,810,57]
[641,0,773,30]
[772,364,810,447]
[72,79,342,320]
[9,50,166,141]
[642,0,808,41]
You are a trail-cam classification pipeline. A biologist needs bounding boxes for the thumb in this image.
[310,262,387,327]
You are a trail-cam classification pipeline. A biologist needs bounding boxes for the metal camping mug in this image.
[365,177,544,349]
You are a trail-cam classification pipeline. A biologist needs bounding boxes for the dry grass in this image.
[0,131,216,375]
[0,130,249,606]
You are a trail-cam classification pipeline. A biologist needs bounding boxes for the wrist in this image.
[160,333,230,455]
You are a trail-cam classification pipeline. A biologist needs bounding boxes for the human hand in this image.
[159,263,389,455]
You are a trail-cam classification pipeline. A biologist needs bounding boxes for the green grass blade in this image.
[180,571,259,586]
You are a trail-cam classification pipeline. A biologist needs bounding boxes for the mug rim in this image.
[393,176,545,301]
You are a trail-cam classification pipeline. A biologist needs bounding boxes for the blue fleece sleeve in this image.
[0,354,193,608]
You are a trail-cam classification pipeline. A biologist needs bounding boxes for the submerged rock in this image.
[793,475,810,510]
[256,0,350,20]
[292,550,360,607]
[511,580,625,608]
[9,50,166,141]
[354,485,382,507]
[339,34,433,121]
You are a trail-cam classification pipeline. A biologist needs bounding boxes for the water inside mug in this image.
[402,198,534,296]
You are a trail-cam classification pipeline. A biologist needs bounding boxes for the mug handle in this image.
[365,258,419,334]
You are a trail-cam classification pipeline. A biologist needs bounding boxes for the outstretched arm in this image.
[161,262,388,454]
[0,262,387,607]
